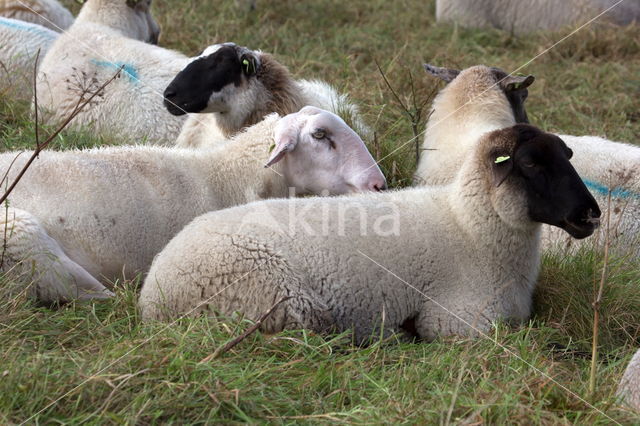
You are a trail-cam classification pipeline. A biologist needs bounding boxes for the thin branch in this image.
[0,66,123,206]
[200,296,292,362]
[589,187,612,398]
[375,59,409,113]
[33,49,40,149]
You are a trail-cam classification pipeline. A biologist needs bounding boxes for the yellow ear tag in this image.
[268,143,276,153]
[242,59,251,73]
[495,155,511,164]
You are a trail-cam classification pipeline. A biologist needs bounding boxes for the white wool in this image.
[436,0,640,35]
[0,0,74,32]
[0,17,57,99]
[139,128,545,345]
[35,0,189,145]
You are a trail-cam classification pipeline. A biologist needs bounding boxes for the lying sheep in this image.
[618,348,640,411]
[0,17,57,99]
[414,64,640,256]
[163,43,371,149]
[36,0,190,145]
[139,124,600,344]
[0,107,386,303]
[413,64,534,185]
[436,0,640,36]
[0,0,74,31]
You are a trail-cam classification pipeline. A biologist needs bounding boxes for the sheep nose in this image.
[164,89,176,100]
[370,180,387,192]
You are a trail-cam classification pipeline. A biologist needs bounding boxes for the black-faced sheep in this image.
[139,125,600,344]
[414,64,639,256]
[163,43,371,148]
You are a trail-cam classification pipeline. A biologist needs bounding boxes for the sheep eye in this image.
[523,161,537,168]
[312,129,326,140]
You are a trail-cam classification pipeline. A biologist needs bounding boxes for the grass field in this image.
[1,0,640,423]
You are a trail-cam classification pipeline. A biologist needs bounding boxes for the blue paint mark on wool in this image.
[583,178,639,200]
[90,59,140,84]
[0,17,56,40]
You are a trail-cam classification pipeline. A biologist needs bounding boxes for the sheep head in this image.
[423,64,534,124]
[76,0,160,44]
[482,125,600,239]
[163,43,262,116]
[265,106,387,195]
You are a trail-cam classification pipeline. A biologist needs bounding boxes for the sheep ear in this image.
[492,154,513,187]
[265,139,296,167]
[423,64,460,83]
[500,74,535,91]
[240,53,260,76]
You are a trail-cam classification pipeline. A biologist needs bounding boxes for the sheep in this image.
[436,0,640,36]
[139,124,600,344]
[618,348,640,411]
[163,43,372,149]
[0,17,57,99]
[414,64,640,256]
[0,0,74,32]
[35,0,191,145]
[0,107,386,303]
[413,64,534,185]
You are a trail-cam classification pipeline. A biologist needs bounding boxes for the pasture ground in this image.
[1,0,639,423]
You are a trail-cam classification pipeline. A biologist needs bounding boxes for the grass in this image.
[0,0,639,423]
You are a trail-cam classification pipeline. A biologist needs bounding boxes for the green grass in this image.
[1,0,639,423]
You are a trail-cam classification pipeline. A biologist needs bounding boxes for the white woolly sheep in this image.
[618,348,640,411]
[35,0,191,145]
[414,64,640,256]
[436,0,640,35]
[139,125,600,344]
[413,64,534,186]
[163,43,372,148]
[0,17,57,98]
[0,107,386,303]
[0,0,74,31]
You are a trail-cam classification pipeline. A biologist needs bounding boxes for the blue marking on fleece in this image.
[0,17,56,40]
[583,178,638,200]
[89,59,140,84]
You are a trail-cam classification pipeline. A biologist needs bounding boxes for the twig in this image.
[0,66,123,206]
[33,49,40,149]
[200,296,292,362]
[589,187,612,398]
[374,60,430,164]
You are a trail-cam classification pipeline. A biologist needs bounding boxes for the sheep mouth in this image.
[164,99,188,116]
[561,217,600,239]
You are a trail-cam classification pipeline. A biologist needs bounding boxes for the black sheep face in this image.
[491,124,601,239]
[163,43,260,116]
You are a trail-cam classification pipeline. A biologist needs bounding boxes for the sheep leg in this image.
[0,208,113,303]
[416,299,494,342]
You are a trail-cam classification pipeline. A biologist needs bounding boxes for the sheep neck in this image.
[214,54,306,139]
[198,120,290,208]
[447,157,541,294]
[418,87,516,186]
